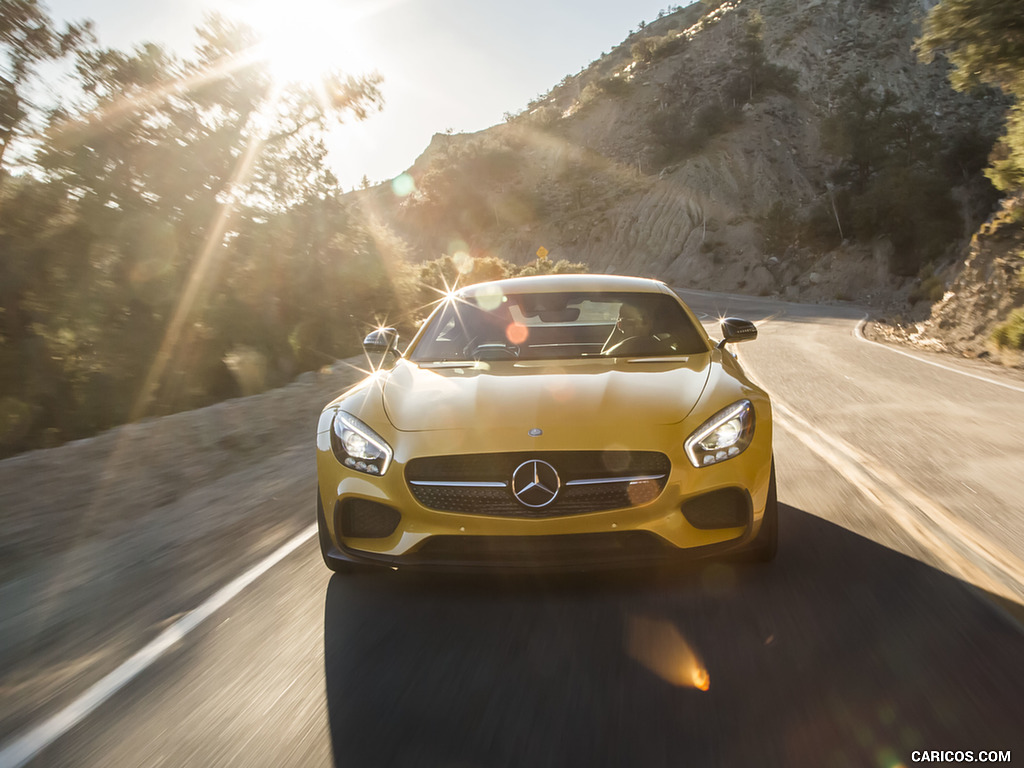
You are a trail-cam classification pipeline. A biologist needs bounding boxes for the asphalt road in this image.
[6,291,1024,768]
[681,290,1024,609]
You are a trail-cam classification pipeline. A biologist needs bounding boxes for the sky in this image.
[43,0,692,190]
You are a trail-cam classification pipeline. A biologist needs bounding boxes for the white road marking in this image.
[854,317,1024,395]
[0,524,317,768]
[703,305,1024,590]
[769,396,1024,605]
[729,312,1024,622]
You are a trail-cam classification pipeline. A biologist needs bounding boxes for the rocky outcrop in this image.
[922,199,1024,363]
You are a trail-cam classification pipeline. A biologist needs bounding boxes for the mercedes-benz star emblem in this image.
[511,460,561,508]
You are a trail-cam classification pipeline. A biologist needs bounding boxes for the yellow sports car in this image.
[316,274,775,572]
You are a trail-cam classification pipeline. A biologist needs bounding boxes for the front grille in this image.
[407,451,668,481]
[406,451,670,518]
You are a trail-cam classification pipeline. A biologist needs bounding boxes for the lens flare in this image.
[475,285,505,310]
[391,173,415,197]
[452,251,473,275]
[626,616,710,691]
[506,323,529,345]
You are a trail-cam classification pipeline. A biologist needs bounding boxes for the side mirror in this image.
[363,327,399,356]
[716,317,757,349]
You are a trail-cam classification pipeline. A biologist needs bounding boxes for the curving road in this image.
[681,289,1024,610]
[3,291,1024,768]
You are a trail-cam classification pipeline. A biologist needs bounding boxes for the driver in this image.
[602,302,658,355]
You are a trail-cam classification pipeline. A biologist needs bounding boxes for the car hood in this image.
[381,357,712,432]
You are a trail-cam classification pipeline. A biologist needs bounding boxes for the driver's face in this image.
[617,304,652,336]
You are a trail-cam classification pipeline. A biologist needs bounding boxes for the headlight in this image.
[684,400,755,468]
[331,411,393,476]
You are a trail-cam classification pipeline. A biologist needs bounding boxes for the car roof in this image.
[457,273,673,298]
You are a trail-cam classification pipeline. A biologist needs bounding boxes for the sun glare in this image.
[247,0,369,85]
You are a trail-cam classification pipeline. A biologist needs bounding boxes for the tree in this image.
[404,139,523,243]
[821,75,961,274]
[917,0,1024,192]
[0,12,390,454]
[822,75,909,192]
[726,10,798,104]
[916,0,1024,94]
[0,0,91,173]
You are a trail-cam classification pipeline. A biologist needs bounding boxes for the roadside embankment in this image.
[0,358,364,740]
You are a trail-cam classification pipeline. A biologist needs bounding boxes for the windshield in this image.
[408,291,708,363]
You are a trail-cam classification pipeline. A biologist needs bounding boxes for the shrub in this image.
[652,34,688,61]
[909,270,946,304]
[517,258,589,277]
[596,76,632,98]
[991,308,1024,349]
[650,101,740,163]
[631,39,658,65]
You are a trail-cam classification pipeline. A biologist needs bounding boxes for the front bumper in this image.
[323,523,763,573]
[316,415,773,572]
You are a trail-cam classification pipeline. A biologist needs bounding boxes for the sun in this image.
[246,0,371,86]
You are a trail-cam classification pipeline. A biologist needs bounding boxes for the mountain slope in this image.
[355,0,1005,311]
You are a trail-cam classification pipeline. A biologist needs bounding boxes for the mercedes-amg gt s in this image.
[315,274,775,572]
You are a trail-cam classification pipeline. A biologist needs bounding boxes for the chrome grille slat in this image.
[409,480,508,488]
[564,474,666,486]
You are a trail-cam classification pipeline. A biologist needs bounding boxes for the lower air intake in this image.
[680,488,751,530]
[337,498,401,539]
